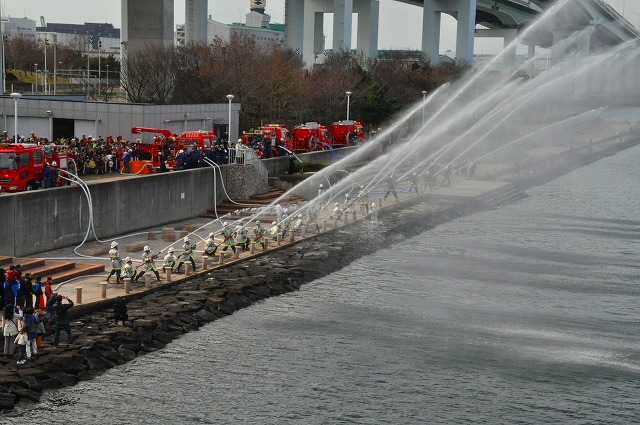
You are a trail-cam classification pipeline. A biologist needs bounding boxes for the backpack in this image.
[26,317,38,334]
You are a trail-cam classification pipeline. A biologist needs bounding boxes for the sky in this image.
[3,0,638,55]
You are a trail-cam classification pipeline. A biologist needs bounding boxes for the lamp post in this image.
[422,90,427,124]
[226,94,234,142]
[34,63,38,93]
[10,92,21,142]
[346,91,352,121]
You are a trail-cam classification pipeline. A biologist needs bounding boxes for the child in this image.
[14,327,28,365]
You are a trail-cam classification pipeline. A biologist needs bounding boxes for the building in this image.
[2,17,37,40]
[36,22,121,52]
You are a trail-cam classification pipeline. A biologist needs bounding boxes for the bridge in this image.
[121,0,638,69]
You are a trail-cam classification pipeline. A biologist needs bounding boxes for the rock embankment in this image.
[0,200,473,412]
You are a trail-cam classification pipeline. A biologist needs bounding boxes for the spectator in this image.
[3,305,22,357]
[113,297,128,326]
[14,327,28,365]
[53,294,74,348]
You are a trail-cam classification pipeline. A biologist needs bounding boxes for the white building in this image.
[2,17,37,40]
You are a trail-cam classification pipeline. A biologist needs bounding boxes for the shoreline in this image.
[0,133,638,412]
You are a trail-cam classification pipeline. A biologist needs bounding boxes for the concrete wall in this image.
[0,163,267,257]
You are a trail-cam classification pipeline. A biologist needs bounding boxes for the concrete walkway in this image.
[37,175,506,307]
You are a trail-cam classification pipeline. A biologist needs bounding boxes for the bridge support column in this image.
[333,0,354,54]
[355,0,379,60]
[422,0,476,63]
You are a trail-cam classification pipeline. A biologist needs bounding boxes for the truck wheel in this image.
[26,181,37,191]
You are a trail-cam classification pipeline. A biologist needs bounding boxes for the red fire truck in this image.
[130,127,218,168]
[330,120,365,147]
[290,122,331,153]
[0,144,76,191]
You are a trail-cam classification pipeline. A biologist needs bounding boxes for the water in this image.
[8,144,640,424]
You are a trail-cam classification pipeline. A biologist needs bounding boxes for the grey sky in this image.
[3,0,636,55]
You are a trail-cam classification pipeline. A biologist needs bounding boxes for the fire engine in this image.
[130,127,218,168]
[257,124,290,157]
[0,144,75,191]
[330,120,365,147]
[290,122,331,153]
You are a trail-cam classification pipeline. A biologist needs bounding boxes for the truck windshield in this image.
[0,153,17,170]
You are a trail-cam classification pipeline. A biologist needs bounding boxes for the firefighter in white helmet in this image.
[122,257,137,280]
[268,220,279,240]
[331,202,343,220]
[204,232,217,257]
[306,203,321,233]
[292,213,305,233]
[235,219,249,251]
[135,245,161,283]
[370,202,380,225]
[107,241,123,283]
[176,236,197,273]
[213,222,236,255]
[252,220,267,249]
[409,172,419,194]
[162,247,177,272]
[235,138,244,164]
[358,185,369,214]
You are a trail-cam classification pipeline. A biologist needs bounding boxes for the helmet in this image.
[51,161,57,167]
[255,220,260,225]
[183,236,190,242]
[280,138,284,142]
[168,247,175,253]
[371,202,375,207]
[272,221,277,225]
[223,221,228,226]
[127,148,132,152]
[125,257,132,262]
[238,139,243,143]
[345,194,350,198]
[110,241,118,248]
[319,184,323,188]
[298,214,302,218]
[208,232,214,238]
[143,245,150,251]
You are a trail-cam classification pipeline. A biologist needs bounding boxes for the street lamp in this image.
[226,94,234,142]
[34,63,38,93]
[422,90,427,124]
[10,92,21,142]
[346,91,352,121]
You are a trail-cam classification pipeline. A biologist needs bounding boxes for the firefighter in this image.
[268,221,279,240]
[409,173,419,194]
[344,194,356,221]
[358,185,369,214]
[135,246,161,283]
[107,241,123,283]
[176,236,197,273]
[235,139,245,165]
[42,163,55,189]
[235,220,249,251]
[306,203,321,233]
[162,247,177,272]
[370,203,380,225]
[122,257,137,281]
[213,222,236,254]
[292,214,305,234]
[252,220,267,249]
[331,202,343,220]
[204,232,217,256]
[441,166,451,187]
[383,174,399,201]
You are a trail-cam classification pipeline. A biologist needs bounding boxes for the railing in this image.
[228,147,269,181]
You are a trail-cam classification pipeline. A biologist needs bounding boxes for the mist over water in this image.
[11,138,640,425]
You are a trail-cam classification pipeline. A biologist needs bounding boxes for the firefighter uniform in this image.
[204,233,217,256]
[235,223,249,251]
[252,221,267,249]
[122,258,137,280]
[107,242,123,283]
[135,246,161,283]
[162,248,177,272]
[176,237,197,273]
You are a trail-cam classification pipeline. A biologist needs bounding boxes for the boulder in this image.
[52,357,88,374]
[49,372,77,386]
[0,392,16,410]
[9,384,41,402]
